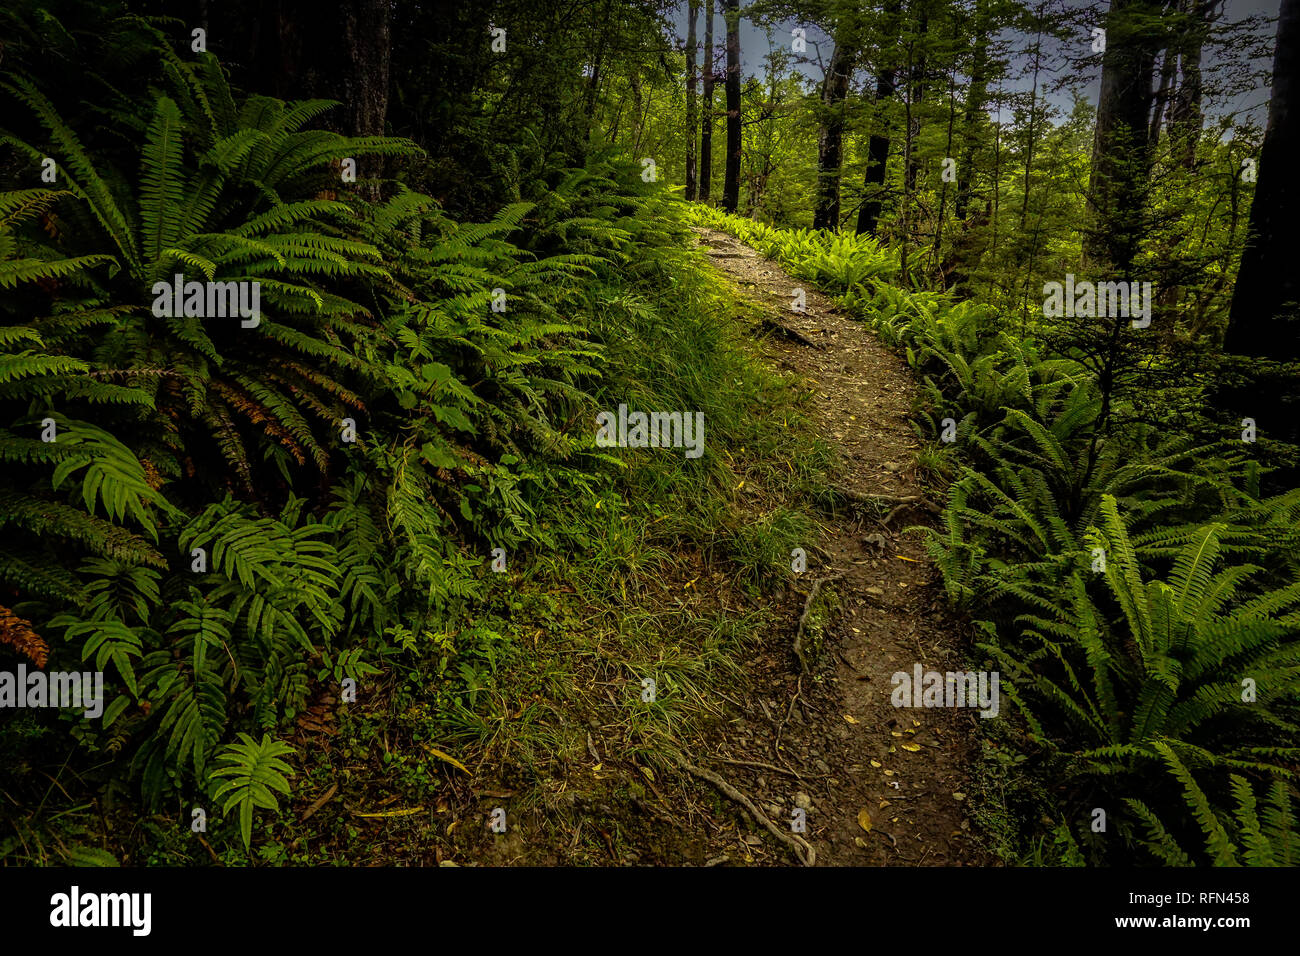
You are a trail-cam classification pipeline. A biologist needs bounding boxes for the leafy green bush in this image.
[0,9,714,849]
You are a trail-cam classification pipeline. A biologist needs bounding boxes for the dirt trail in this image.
[691,226,988,866]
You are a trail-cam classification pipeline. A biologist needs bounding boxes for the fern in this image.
[209,733,296,850]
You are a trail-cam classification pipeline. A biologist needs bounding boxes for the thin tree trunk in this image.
[955,0,991,222]
[722,0,742,213]
[1168,0,1209,169]
[1020,10,1044,234]
[931,59,957,271]
[903,6,929,198]
[1149,47,1177,149]
[585,0,616,125]
[900,35,915,276]
[686,0,699,200]
[700,0,715,203]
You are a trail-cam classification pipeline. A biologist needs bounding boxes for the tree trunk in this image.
[1168,0,1208,169]
[856,0,902,235]
[856,68,895,236]
[813,38,856,230]
[686,0,699,200]
[1020,14,1044,235]
[1226,0,1300,360]
[1084,0,1162,273]
[341,0,389,141]
[903,6,928,199]
[1148,46,1177,149]
[955,0,991,222]
[722,0,742,213]
[700,0,715,203]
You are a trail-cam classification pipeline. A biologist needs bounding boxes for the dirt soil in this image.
[673,226,992,866]
[289,227,996,868]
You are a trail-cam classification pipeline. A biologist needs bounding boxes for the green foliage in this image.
[210,733,296,850]
[0,5,767,858]
[705,211,1300,866]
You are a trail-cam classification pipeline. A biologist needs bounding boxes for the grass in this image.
[3,206,836,866]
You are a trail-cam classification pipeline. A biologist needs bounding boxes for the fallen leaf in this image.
[353,806,425,818]
[422,744,469,774]
[857,808,873,833]
[902,742,921,752]
[870,760,882,768]
[843,714,859,724]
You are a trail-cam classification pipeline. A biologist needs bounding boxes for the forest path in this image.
[691,226,988,866]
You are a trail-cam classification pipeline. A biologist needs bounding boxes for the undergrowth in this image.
[693,204,1300,867]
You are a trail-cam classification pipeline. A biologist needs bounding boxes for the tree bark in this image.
[722,0,742,213]
[1226,0,1300,360]
[1084,0,1162,273]
[955,0,991,223]
[686,0,699,200]
[700,0,715,203]
[813,38,855,230]
[856,0,902,236]
[1168,0,1209,169]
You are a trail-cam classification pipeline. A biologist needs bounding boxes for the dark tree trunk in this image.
[903,5,928,198]
[342,0,390,139]
[1084,0,1162,272]
[1226,0,1300,360]
[686,0,699,200]
[955,0,991,223]
[856,70,894,235]
[813,38,856,230]
[1168,0,1209,169]
[700,0,715,203]
[722,0,742,213]
[856,0,902,236]
[270,0,389,138]
[1148,47,1176,150]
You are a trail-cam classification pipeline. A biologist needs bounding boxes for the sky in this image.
[667,0,1282,125]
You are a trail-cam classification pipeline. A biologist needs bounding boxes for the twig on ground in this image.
[300,782,338,822]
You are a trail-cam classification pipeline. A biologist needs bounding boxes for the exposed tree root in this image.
[793,573,842,674]
[759,316,821,347]
[678,760,815,866]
